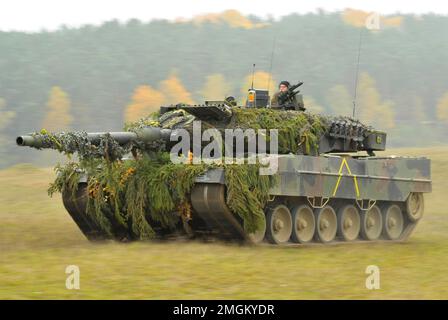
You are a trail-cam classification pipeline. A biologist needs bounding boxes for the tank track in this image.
[63,182,421,245]
[62,183,175,241]
[190,183,421,246]
[62,183,109,241]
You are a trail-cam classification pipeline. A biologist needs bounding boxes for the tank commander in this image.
[270,80,305,111]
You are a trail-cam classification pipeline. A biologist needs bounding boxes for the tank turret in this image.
[17,99,386,158]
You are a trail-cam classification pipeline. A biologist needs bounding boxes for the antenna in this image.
[250,63,256,90]
[352,29,363,118]
[267,35,277,91]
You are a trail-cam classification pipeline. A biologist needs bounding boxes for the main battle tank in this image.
[16,84,432,245]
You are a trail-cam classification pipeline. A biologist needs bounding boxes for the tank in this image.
[16,85,431,245]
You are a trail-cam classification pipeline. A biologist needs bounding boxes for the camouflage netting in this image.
[49,155,205,239]
[31,129,133,160]
[30,108,370,158]
[42,108,368,239]
[48,155,276,239]
[126,108,332,154]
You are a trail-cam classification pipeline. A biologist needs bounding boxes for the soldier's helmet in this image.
[279,80,290,88]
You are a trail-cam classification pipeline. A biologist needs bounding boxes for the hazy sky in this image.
[0,0,446,32]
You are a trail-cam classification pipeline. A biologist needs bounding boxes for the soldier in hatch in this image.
[270,80,305,111]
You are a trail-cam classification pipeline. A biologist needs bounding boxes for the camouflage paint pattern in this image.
[196,154,431,202]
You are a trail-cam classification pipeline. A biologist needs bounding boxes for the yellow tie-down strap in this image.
[332,157,360,198]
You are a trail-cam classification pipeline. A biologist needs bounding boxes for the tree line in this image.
[1,9,448,167]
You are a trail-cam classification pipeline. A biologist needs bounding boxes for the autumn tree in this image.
[159,74,194,105]
[410,95,427,123]
[38,87,72,165]
[0,98,15,145]
[41,86,73,131]
[199,74,232,101]
[357,72,395,129]
[303,96,324,114]
[436,92,448,124]
[220,10,266,29]
[325,85,353,116]
[240,71,277,104]
[341,8,402,28]
[191,10,267,29]
[124,85,165,122]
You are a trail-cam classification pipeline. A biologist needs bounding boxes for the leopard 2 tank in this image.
[16,82,431,245]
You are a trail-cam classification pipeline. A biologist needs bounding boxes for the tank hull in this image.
[63,154,431,245]
[194,155,431,201]
[190,154,431,244]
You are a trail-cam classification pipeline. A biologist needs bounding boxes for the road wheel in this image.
[337,204,361,241]
[382,204,404,240]
[360,205,382,240]
[266,204,292,244]
[314,205,337,243]
[406,192,424,222]
[291,205,315,243]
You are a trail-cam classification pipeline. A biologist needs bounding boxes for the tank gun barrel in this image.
[16,127,173,149]
[16,135,43,148]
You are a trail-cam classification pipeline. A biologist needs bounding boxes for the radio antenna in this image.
[250,63,256,90]
[352,29,363,118]
[267,35,277,91]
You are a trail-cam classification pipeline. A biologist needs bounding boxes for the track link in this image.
[190,184,248,242]
[63,182,420,245]
[62,183,109,241]
[189,183,421,246]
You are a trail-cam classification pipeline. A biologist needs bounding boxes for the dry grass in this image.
[1,147,447,299]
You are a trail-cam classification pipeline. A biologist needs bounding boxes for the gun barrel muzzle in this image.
[16,135,41,147]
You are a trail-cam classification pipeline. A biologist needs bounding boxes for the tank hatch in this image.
[179,101,233,121]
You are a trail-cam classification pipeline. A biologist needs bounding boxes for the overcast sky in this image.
[0,0,446,32]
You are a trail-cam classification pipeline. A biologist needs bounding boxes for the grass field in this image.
[1,147,448,299]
